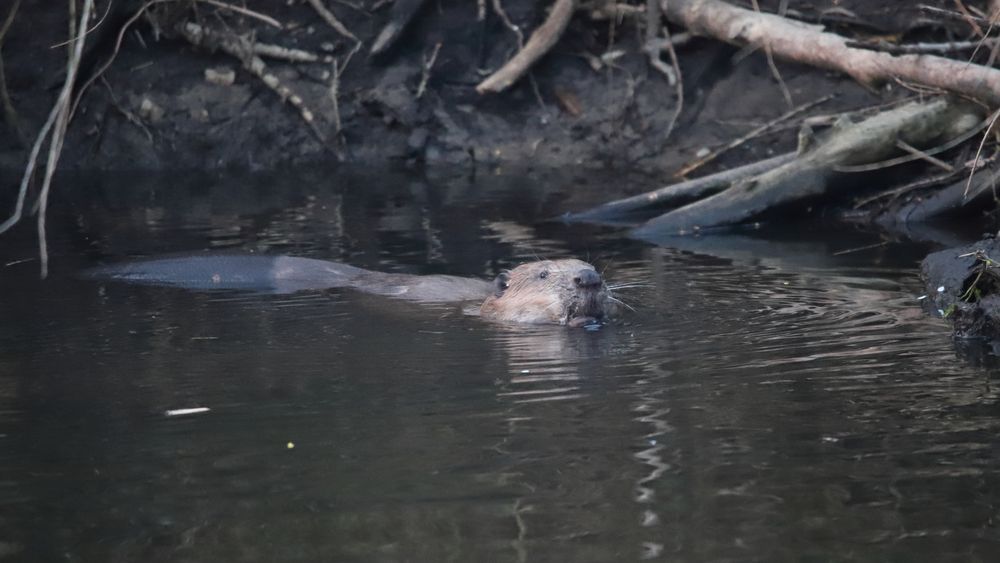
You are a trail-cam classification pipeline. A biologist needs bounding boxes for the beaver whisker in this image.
[607,294,636,312]
[606,283,651,290]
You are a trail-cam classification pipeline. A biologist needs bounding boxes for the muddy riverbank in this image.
[1,0,974,174]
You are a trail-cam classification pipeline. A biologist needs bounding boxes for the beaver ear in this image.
[493,272,510,296]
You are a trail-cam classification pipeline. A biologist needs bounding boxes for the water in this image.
[1,167,999,562]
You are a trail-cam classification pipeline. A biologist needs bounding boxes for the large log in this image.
[632,98,983,236]
[660,0,1000,105]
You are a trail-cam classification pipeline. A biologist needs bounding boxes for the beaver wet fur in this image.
[480,259,610,326]
[88,256,614,326]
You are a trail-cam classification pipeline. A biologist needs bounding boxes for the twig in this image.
[0,97,61,236]
[853,168,966,208]
[660,23,683,142]
[676,94,834,178]
[101,76,153,142]
[837,112,990,173]
[964,108,1000,198]
[750,0,792,108]
[832,240,889,256]
[38,0,94,278]
[47,0,114,49]
[953,0,985,37]
[251,42,331,63]
[490,0,547,110]
[70,0,171,122]
[987,2,1000,66]
[305,0,359,43]
[920,4,991,25]
[895,139,953,172]
[328,42,360,141]
[643,0,675,85]
[195,0,283,29]
[476,0,576,94]
[329,59,342,136]
[416,41,442,99]
[846,38,1000,55]
[492,0,525,46]
[636,0,688,144]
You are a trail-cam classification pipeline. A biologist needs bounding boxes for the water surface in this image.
[1,167,998,562]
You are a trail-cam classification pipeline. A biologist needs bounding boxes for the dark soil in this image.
[1,0,983,176]
[921,237,1000,341]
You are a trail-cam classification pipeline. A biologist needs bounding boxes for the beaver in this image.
[87,255,613,326]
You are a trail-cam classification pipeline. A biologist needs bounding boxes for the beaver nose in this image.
[573,268,602,289]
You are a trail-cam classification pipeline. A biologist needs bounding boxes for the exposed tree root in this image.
[0,0,94,279]
[476,0,576,94]
[660,0,1000,105]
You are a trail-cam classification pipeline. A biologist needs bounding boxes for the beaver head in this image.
[479,259,610,326]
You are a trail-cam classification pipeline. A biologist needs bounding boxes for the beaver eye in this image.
[538,270,548,280]
[493,272,510,296]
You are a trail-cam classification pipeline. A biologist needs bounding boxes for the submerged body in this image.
[88,255,611,326]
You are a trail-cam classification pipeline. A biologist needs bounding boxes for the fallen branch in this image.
[564,152,796,222]
[660,0,1000,105]
[476,0,576,94]
[630,98,984,236]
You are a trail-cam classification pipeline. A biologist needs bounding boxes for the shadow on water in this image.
[1,167,1000,561]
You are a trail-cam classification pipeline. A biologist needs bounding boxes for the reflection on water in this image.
[1,167,999,561]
